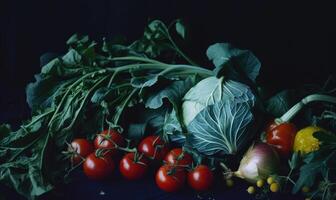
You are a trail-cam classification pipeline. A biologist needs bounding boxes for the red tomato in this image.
[164,148,193,167]
[94,129,125,156]
[69,139,94,165]
[138,135,169,160]
[156,165,186,192]
[119,153,149,180]
[266,122,297,157]
[83,152,115,180]
[188,165,214,191]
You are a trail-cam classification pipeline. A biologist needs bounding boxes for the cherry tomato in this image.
[69,139,94,165]
[266,122,297,157]
[138,135,169,161]
[164,148,193,167]
[94,129,125,156]
[188,165,214,191]
[156,165,186,192]
[119,152,149,180]
[83,152,115,180]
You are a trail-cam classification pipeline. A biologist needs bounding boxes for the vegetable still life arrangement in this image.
[0,19,336,200]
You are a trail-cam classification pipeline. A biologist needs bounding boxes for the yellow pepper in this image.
[293,126,324,154]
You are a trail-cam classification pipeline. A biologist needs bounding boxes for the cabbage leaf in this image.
[182,77,255,126]
[187,100,254,155]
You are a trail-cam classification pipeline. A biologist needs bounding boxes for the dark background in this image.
[1,0,335,125]
[0,0,335,199]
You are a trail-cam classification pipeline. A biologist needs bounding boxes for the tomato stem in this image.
[277,94,336,123]
[117,146,137,153]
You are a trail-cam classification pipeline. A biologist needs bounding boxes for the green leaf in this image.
[187,100,254,155]
[0,111,57,199]
[66,34,79,45]
[265,90,298,117]
[62,49,82,65]
[131,75,161,89]
[91,87,114,104]
[163,109,185,144]
[41,58,62,75]
[145,77,198,141]
[122,106,167,140]
[288,151,300,170]
[0,155,54,199]
[314,110,336,133]
[292,160,327,193]
[0,115,45,148]
[131,75,173,102]
[175,20,186,39]
[145,76,197,111]
[313,131,336,149]
[26,75,74,111]
[110,44,143,57]
[292,148,336,194]
[206,43,261,82]
[66,34,89,46]
[0,124,11,141]
[130,20,170,58]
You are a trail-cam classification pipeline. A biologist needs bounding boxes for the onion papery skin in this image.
[235,143,280,183]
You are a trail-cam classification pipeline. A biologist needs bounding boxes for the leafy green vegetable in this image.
[145,76,197,110]
[206,43,261,83]
[122,105,168,140]
[130,20,197,65]
[0,124,11,141]
[175,19,186,39]
[288,151,300,170]
[265,90,299,118]
[163,109,184,141]
[182,77,256,126]
[187,99,255,155]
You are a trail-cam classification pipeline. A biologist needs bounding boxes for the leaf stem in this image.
[277,94,336,123]
[167,37,198,66]
[22,109,55,128]
[108,56,165,65]
[157,64,213,77]
[107,70,118,88]
[161,25,198,66]
[112,88,139,125]
[48,70,104,127]
[63,75,110,131]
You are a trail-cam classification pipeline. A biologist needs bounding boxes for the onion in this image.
[234,143,280,183]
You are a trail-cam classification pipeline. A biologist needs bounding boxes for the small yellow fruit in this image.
[270,182,280,192]
[267,177,275,185]
[247,186,256,194]
[256,179,265,188]
[226,179,234,187]
[302,186,310,193]
[293,126,324,154]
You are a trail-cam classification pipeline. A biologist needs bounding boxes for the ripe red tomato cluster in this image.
[156,148,214,192]
[69,129,125,180]
[68,130,214,192]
